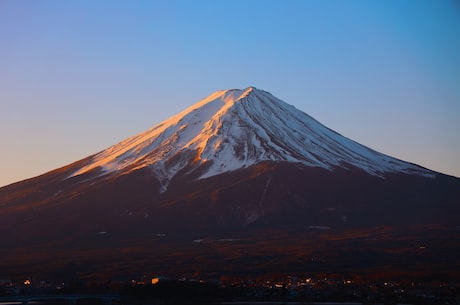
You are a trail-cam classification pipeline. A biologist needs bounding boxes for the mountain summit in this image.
[0,87,458,280]
[70,87,432,192]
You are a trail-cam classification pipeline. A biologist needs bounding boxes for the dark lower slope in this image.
[0,162,459,280]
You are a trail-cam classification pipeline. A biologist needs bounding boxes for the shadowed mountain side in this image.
[0,162,459,279]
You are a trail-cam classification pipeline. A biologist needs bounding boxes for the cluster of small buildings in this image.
[0,278,67,295]
[219,274,460,304]
[1,274,459,304]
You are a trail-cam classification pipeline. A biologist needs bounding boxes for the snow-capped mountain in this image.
[1,87,458,280]
[69,87,433,192]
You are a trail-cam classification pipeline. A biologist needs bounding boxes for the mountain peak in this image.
[69,88,434,191]
[216,86,258,104]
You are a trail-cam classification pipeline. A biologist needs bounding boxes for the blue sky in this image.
[1,0,459,186]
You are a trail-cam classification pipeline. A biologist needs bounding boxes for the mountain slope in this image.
[69,87,433,193]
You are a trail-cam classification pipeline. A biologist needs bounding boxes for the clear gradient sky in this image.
[1,0,459,187]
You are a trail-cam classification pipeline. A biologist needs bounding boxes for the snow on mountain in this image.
[70,87,434,191]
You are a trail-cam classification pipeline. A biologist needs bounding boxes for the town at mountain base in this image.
[0,87,458,281]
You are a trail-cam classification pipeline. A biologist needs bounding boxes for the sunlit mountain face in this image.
[1,87,459,280]
[69,87,434,186]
